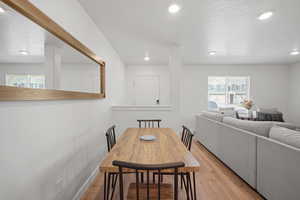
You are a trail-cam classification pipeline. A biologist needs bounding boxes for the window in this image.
[6,74,45,89]
[208,76,250,106]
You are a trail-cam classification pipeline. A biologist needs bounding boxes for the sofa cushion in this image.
[269,126,295,141]
[273,122,300,131]
[223,117,273,137]
[269,126,300,148]
[201,111,224,122]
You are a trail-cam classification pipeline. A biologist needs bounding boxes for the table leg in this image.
[106,173,111,200]
[193,172,197,200]
[103,172,107,200]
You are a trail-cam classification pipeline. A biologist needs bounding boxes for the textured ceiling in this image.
[79,0,300,65]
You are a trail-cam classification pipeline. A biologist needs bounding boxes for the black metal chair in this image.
[137,119,162,184]
[112,160,185,200]
[104,125,118,200]
[180,126,195,194]
[106,125,116,152]
[137,119,162,128]
[153,126,195,199]
[104,125,144,200]
[181,126,194,151]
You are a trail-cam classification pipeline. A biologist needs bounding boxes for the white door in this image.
[134,76,159,105]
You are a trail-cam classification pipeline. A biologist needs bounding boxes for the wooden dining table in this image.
[100,128,200,199]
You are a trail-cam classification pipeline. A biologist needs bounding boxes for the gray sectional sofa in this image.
[195,111,300,200]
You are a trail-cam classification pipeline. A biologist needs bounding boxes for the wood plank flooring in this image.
[81,141,263,200]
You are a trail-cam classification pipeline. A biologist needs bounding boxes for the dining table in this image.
[100,128,200,200]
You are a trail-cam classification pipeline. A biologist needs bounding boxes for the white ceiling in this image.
[79,0,300,65]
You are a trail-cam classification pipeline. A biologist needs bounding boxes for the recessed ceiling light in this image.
[168,4,181,14]
[208,51,216,56]
[290,50,300,56]
[144,56,150,61]
[19,50,29,55]
[144,52,150,61]
[258,11,273,21]
[0,7,5,14]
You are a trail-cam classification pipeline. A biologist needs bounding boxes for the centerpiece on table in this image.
[240,99,259,119]
[241,99,253,110]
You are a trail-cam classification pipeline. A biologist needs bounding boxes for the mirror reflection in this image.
[0,3,101,93]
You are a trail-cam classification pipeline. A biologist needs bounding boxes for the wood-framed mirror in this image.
[0,0,106,101]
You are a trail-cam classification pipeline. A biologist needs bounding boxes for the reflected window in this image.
[208,76,250,107]
[6,74,45,89]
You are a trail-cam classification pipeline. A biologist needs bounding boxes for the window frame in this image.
[208,76,250,106]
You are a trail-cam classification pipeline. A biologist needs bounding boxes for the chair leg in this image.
[153,172,156,183]
[110,174,118,200]
[181,173,183,189]
[106,173,111,200]
[174,169,179,200]
[111,174,115,188]
[147,171,150,199]
[136,171,140,200]
[158,171,161,199]
[141,172,144,183]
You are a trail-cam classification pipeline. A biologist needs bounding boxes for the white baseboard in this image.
[72,165,99,200]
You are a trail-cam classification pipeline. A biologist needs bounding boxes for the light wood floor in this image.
[81,141,264,200]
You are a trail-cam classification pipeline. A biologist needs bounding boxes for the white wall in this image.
[114,64,291,133]
[288,62,300,124]
[0,1,126,200]
[181,64,290,128]
[125,65,171,105]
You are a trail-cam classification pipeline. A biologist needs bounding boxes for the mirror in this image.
[0,0,105,100]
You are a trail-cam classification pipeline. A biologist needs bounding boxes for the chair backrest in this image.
[112,160,185,200]
[105,125,116,152]
[137,119,162,128]
[181,126,194,151]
